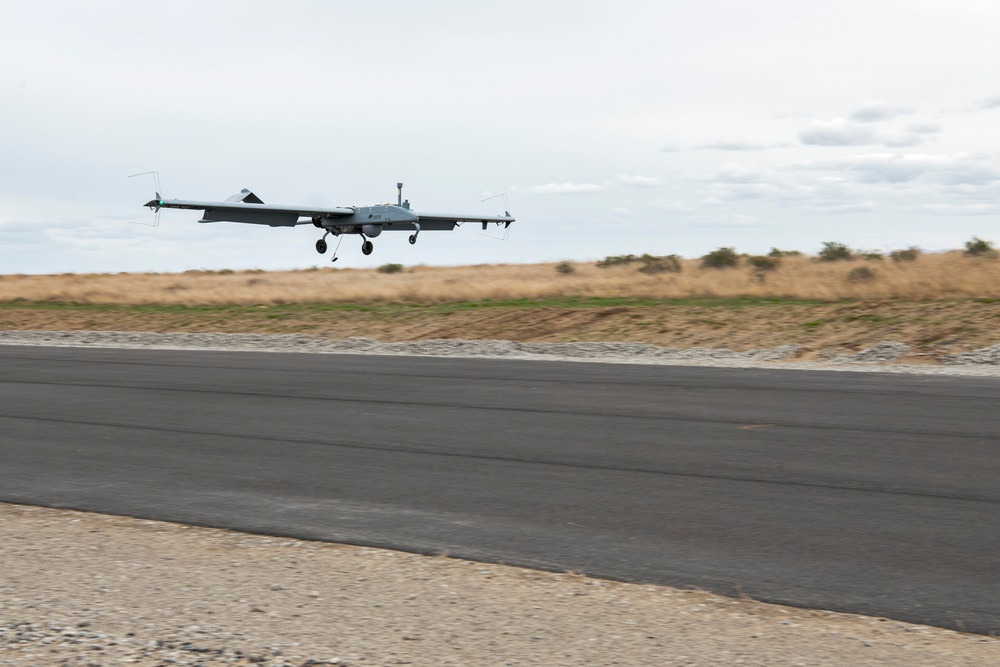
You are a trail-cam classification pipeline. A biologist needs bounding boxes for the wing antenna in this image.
[129,171,162,228]
[481,192,510,211]
[479,192,512,241]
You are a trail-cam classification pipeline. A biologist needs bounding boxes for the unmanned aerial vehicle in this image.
[142,182,514,261]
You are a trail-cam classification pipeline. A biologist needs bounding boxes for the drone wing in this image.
[414,211,515,231]
[145,189,354,227]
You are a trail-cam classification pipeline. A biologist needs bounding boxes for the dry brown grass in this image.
[4,252,1000,305]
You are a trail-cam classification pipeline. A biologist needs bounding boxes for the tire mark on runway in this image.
[3,412,997,506]
[2,378,998,441]
[2,349,996,399]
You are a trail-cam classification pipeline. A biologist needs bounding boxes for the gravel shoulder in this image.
[5,330,1000,377]
[3,503,999,667]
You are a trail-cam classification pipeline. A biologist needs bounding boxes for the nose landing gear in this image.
[361,239,374,255]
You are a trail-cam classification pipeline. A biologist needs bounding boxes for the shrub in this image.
[847,266,876,283]
[596,254,638,268]
[555,261,575,274]
[818,241,854,262]
[747,255,781,271]
[861,251,884,261]
[768,248,802,258]
[701,247,740,269]
[890,247,920,262]
[638,254,682,274]
[964,237,996,257]
[377,263,404,274]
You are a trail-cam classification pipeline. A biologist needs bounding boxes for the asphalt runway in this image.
[1,345,998,633]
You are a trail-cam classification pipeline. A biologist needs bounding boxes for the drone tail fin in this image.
[225,188,264,204]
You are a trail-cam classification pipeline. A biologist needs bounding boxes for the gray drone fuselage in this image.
[313,204,448,237]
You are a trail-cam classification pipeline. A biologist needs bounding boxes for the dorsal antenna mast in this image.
[396,182,411,209]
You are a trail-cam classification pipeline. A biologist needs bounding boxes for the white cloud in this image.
[662,139,787,152]
[800,119,878,146]
[798,103,938,149]
[696,139,770,151]
[712,162,766,183]
[880,133,925,148]
[523,182,604,195]
[793,200,879,215]
[688,213,768,227]
[905,120,942,134]
[789,153,1000,185]
[974,95,1000,109]
[704,183,785,201]
[799,118,925,147]
[900,202,1000,215]
[695,162,795,204]
[616,174,662,188]
[687,150,1000,219]
[849,100,911,123]
[652,200,695,213]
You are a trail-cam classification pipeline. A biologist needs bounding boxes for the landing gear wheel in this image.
[408,234,417,245]
[315,238,328,254]
[361,240,374,256]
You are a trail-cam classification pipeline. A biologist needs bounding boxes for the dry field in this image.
[4,252,1000,305]
[4,252,1000,359]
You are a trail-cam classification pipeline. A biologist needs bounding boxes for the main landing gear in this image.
[316,232,364,255]
[313,230,381,257]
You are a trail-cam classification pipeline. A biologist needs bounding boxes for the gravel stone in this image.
[942,343,1000,365]
[818,341,911,363]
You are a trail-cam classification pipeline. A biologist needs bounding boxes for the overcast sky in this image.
[3,0,1000,274]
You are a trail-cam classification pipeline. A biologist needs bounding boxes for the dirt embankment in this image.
[3,299,1000,362]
